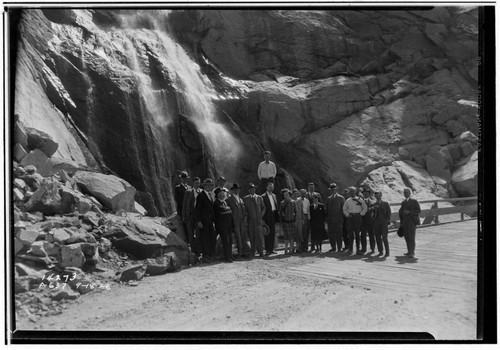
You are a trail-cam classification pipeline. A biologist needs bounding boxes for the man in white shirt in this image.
[257,151,277,194]
[262,182,279,255]
[343,186,368,255]
[299,189,311,252]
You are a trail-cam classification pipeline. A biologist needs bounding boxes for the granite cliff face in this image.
[13,8,479,215]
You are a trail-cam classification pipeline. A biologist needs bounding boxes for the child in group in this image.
[279,188,297,255]
[310,194,327,253]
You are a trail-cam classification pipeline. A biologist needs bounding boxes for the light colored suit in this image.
[226,194,248,255]
[243,194,266,254]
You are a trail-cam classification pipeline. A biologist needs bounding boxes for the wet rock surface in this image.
[14,8,478,215]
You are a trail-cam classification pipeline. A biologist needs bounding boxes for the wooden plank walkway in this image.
[287,220,478,296]
[283,220,478,339]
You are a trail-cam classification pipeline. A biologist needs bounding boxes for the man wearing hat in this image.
[343,186,368,255]
[326,183,345,252]
[174,171,191,222]
[226,183,249,258]
[360,186,376,254]
[195,178,217,261]
[399,188,421,259]
[257,151,277,194]
[182,177,202,256]
[213,187,234,262]
[243,183,266,258]
[299,189,311,252]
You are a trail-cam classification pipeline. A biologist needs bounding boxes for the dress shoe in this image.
[377,252,384,257]
[404,252,410,256]
[384,253,390,257]
[407,254,414,259]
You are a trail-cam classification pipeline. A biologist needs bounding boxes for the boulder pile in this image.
[12,118,196,323]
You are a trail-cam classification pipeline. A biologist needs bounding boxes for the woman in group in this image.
[310,193,327,253]
[279,188,297,255]
[213,187,234,262]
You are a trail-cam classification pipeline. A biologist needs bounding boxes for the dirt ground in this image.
[15,222,477,340]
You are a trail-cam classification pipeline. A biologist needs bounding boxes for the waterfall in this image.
[114,10,241,176]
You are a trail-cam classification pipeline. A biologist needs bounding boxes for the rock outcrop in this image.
[13,8,478,214]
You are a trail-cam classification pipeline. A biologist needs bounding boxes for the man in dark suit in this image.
[174,171,190,216]
[243,183,266,258]
[195,178,216,262]
[372,191,392,257]
[326,183,345,252]
[262,182,279,255]
[360,187,376,254]
[398,188,421,259]
[226,183,248,258]
[182,177,201,256]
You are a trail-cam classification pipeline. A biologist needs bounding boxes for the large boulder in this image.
[118,264,146,282]
[60,243,86,268]
[73,171,137,213]
[451,151,478,197]
[24,178,74,215]
[25,127,59,157]
[105,216,188,259]
[20,149,53,177]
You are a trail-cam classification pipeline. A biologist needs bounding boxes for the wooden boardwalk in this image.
[288,220,477,293]
[285,220,478,339]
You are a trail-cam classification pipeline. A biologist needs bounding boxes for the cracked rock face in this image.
[14,8,478,213]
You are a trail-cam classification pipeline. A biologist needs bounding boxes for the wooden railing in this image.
[387,196,477,231]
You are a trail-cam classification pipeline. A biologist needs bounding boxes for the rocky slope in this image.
[13,8,479,216]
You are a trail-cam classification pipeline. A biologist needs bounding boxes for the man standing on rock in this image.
[226,183,248,259]
[372,191,391,257]
[299,189,311,252]
[360,187,376,254]
[326,183,345,252]
[195,178,216,262]
[343,186,367,255]
[262,182,279,255]
[399,188,421,259]
[182,177,201,256]
[257,151,277,194]
[243,183,266,258]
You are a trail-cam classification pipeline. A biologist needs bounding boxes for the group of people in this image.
[174,151,422,263]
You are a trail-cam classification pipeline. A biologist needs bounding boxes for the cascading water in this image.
[113,10,241,178]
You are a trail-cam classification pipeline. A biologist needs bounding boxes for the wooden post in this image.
[433,201,439,224]
[461,200,464,221]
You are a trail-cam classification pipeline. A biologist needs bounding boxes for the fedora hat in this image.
[179,171,190,179]
[202,178,214,185]
[248,183,257,189]
[231,183,241,190]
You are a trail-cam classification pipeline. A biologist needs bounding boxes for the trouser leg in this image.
[256,225,265,254]
[302,220,310,251]
[405,224,416,255]
[360,218,368,251]
[234,221,242,256]
[219,228,231,259]
[335,222,344,251]
[342,218,349,249]
[265,219,276,253]
[373,222,384,253]
[248,220,256,254]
